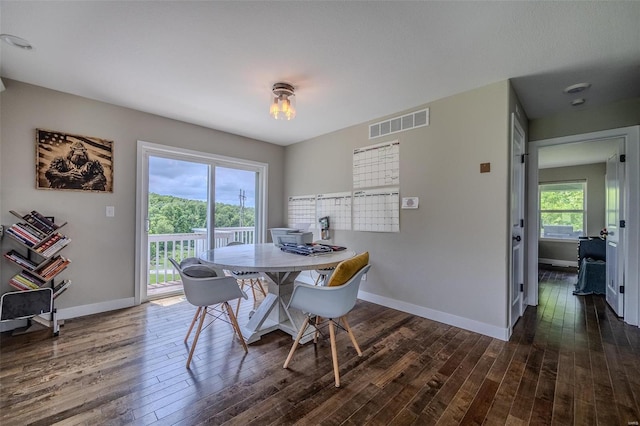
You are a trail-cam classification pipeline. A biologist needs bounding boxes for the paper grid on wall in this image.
[316,192,352,230]
[353,188,400,232]
[353,140,400,189]
[287,195,317,231]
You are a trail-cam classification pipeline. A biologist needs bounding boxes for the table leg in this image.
[240,270,305,343]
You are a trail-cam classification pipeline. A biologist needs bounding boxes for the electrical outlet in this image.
[362,273,367,281]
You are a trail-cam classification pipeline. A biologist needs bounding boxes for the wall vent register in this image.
[369,108,429,139]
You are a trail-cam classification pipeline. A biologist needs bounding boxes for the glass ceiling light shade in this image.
[270,82,296,120]
[0,34,33,50]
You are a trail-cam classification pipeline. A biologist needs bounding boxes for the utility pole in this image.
[239,189,246,227]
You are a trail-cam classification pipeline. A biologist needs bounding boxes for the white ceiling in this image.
[1,1,639,146]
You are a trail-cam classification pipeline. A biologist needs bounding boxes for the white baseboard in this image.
[56,297,136,320]
[538,258,578,268]
[0,319,28,332]
[0,297,137,333]
[357,290,510,341]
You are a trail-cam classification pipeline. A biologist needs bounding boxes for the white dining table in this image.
[199,243,355,343]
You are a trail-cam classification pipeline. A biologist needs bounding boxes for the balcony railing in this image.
[147,227,255,296]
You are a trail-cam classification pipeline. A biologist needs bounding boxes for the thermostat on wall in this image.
[401,197,419,209]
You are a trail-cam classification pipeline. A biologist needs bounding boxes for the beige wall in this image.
[0,80,285,312]
[538,163,606,263]
[529,97,640,142]
[285,81,513,336]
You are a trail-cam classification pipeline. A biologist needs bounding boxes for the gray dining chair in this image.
[169,257,248,368]
[226,241,267,316]
[283,253,370,387]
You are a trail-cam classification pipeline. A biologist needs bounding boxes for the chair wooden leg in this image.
[313,316,321,343]
[225,302,248,353]
[283,316,310,369]
[186,306,207,369]
[250,282,258,307]
[255,278,267,297]
[329,320,340,387]
[341,316,362,356]
[184,307,202,343]
[235,280,245,316]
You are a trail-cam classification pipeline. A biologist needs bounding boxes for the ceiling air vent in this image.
[369,108,429,139]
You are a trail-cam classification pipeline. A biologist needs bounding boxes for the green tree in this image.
[148,193,255,234]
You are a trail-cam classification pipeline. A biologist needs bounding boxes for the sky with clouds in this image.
[148,156,256,206]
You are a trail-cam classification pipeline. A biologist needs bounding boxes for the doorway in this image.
[526,126,640,326]
[135,141,268,304]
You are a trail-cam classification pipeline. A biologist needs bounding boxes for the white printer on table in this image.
[270,228,313,247]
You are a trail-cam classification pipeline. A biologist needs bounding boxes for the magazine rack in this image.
[1,210,72,336]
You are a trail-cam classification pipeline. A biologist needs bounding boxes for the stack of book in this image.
[34,233,71,257]
[23,210,59,234]
[53,280,71,299]
[9,270,46,291]
[35,256,71,280]
[5,223,45,247]
[3,250,39,270]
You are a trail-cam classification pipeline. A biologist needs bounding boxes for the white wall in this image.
[285,81,513,339]
[0,80,285,318]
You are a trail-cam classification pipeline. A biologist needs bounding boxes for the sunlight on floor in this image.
[150,295,185,307]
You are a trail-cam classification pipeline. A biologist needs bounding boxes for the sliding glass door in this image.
[136,141,267,302]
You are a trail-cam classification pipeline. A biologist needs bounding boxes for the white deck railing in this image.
[147,227,255,287]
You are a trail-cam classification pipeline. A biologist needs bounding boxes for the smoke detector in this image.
[563,83,591,94]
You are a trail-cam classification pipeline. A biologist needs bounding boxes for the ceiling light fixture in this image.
[270,82,296,120]
[0,34,33,50]
[563,83,591,94]
[571,98,586,106]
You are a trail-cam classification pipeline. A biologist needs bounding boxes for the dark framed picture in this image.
[36,129,113,192]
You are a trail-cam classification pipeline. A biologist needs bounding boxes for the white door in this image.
[510,115,526,329]
[605,142,625,316]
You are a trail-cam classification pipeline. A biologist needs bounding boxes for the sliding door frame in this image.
[135,140,268,304]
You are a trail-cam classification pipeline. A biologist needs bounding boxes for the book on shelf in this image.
[33,233,70,257]
[39,258,70,280]
[29,210,59,232]
[3,250,39,270]
[8,279,32,291]
[40,236,71,257]
[53,280,71,299]
[5,226,37,247]
[18,220,49,239]
[10,223,43,243]
[10,272,44,290]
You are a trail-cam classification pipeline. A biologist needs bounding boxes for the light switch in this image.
[106,206,115,217]
[480,163,491,173]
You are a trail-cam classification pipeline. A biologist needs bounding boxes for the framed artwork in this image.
[36,129,113,192]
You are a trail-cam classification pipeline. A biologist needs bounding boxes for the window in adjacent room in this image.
[539,181,586,240]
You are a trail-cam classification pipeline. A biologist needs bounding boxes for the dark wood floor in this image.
[1,268,639,425]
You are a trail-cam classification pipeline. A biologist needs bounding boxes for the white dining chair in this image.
[226,241,267,316]
[169,258,249,368]
[283,253,370,387]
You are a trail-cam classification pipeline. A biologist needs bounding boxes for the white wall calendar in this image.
[316,192,352,230]
[352,188,400,232]
[287,195,317,231]
[353,140,400,189]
